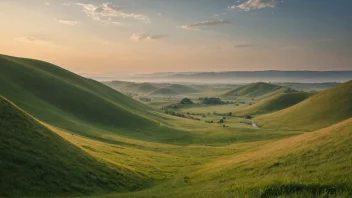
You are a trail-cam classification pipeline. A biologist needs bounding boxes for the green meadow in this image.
[0,54,351,198]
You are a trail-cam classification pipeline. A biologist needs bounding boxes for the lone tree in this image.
[180,98,194,104]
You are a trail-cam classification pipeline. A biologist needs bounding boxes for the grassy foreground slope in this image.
[223,82,295,98]
[107,118,352,198]
[233,92,312,116]
[0,54,185,142]
[256,80,352,131]
[189,118,352,197]
[0,96,147,197]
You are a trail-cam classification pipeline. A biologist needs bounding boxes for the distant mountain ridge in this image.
[121,71,352,83]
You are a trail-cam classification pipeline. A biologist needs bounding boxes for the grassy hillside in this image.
[187,118,352,197]
[0,96,147,197]
[122,83,158,93]
[223,82,295,98]
[137,83,158,93]
[167,84,199,94]
[101,118,352,198]
[233,92,312,116]
[150,84,199,95]
[276,82,340,92]
[103,81,132,90]
[150,87,179,95]
[255,80,352,131]
[0,54,185,142]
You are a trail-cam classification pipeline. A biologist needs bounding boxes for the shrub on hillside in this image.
[180,98,194,104]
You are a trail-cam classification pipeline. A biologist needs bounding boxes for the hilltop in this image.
[0,96,146,197]
[223,82,295,98]
[233,92,312,116]
[255,80,352,131]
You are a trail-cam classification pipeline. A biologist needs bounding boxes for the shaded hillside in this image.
[0,54,183,142]
[233,92,312,116]
[223,82,295,98]
[255,80,352,131]
[0,96,147,197]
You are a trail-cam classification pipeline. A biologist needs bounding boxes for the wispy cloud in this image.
[56,19,79,26]
[15,36,49,44]
[65,2,150,23]
[45,0,50,6]
[181,20,230,30]
[229,0,279,11]
[130,32,166,41]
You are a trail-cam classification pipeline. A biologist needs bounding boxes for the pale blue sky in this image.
[0,0,351,73]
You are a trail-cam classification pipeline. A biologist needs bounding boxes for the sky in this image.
[0,0,351,74]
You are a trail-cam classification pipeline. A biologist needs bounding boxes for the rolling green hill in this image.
[122,83,158,93]
[137,83,158,93]
[233,92,313,116]
[255,80,352,131]
[150,84,199,95]
[150,87,179,95]
[0,54,184,142]
[0,96,147,197]
[167,84,199,94]
[103,81,132,90]
[223,82,295,98]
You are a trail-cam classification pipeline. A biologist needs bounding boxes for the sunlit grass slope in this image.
[187,118,352,197]
[255,80,352,131]
[104,118,352,198]
[0,54,185,142]
[223,82,295,98]
[233,92,312,116]
[0,96,147,197]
